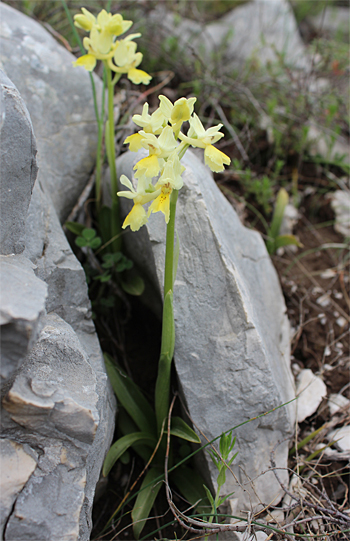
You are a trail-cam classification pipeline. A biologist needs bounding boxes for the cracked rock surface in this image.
[116,149,296,509]
[0,6,116,540]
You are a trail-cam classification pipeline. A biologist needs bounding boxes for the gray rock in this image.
[116,149,295,509]
[0,438,37,539]
[309,6,350,42]
[0,58,115,541]
[0,254,47,382]
[0,2,102,222]
[22,179,116,540]
[0,70,38,254]
[148,0,307,70]
[3,313,99,444]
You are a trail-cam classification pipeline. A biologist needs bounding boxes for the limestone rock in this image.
[0,439,37,538]
[148,0,307,70]
[3,313,99,444]
[328,426,350,453]
[0,59,115,541]
[295,369,327,423]
[328,393,350,416]
[0,70,38,254]
[0,2,102,222]
[0,254,47,382]
[116,148,295,510]
[330,190,350,238]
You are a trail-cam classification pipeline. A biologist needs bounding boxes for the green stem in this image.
[105,63,121,252]
[154,190,178,435]
[95,70,106,210]
[163,190,178,298]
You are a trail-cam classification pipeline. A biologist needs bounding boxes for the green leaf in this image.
[121,275,145,296]
[274,234,302,251]
[267,187,289,243]
[90,237,102,250]
[65,221,85,236]
[82,228,97,241]
[103,432,156,477]
[118,408,153,462]
[132,467,163,539]
[75,236,88,248]
[104,354,157,436]
[218,490,235,505]
[170,417,201,443]
[203,484,215,508]
[217,466,226,488]
[170,466,210,515]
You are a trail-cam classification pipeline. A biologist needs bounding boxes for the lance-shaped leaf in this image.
[132,467,163,539]
[118,408,153,463]
[103,432,157,477]
[170,416,201,443]
[104,354,157,436]
[266,187,289,254]
[274,234,302,251]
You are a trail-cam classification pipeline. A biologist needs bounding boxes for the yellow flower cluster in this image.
[118,95,231,231]
[72,8,151,85]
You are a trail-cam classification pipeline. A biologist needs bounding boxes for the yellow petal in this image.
[74,14,94,31]
[128,68,152,85]
[134,155,160,178]
[122,204,148,231]
[148,190,171,223]
[204,145,231,173]
[73,54,97,71]
[124,133,144,152]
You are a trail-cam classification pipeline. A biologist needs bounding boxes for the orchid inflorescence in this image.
[73,8,151,85]
[118,95,231,231]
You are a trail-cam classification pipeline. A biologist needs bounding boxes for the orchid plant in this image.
[70,6,231,539]
[72,7,151,251]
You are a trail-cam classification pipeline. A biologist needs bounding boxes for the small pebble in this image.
[328,393,350,416]
[316,293,331,307]
[336,316,347,327]
[296,369,327,422]
[327,426,350,452]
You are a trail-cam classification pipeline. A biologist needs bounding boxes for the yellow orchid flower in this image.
[178,113,224,149]
[139,126,178,158]
[159,95,197,134]
[134,155,163,179]
[107,37,151,85]
[204,145,231,172]
[124,133,144,152]
[156,151,184,191]
[74,8,96,31]
[148,184,173,223]
[73,9,133,70]
[128,69,152,85]
[132,103,165,134]
[117,174,161,231]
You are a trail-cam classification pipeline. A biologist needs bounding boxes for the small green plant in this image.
[204,430,238,540]
[266,188,302,255]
